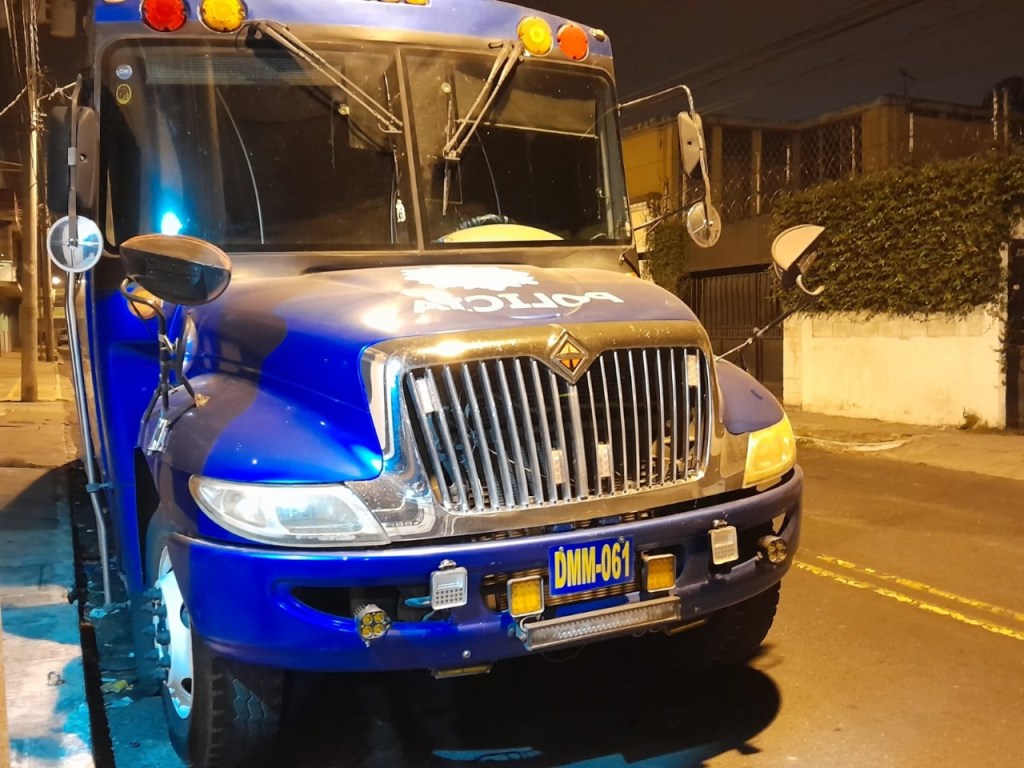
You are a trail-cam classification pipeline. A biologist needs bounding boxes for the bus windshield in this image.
[100,38,630,253]
[406,49,631,247]
[100,40,410,251]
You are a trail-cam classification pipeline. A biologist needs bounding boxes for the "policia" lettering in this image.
[414,291,624,314]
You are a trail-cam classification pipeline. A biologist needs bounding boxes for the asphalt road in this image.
[104,447,1024,768]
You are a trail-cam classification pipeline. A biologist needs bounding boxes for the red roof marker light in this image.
[557,24,589,61]
[142,0,188,32]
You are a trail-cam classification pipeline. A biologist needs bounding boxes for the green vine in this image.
[772,151,1024,316]
[646,219,690,297]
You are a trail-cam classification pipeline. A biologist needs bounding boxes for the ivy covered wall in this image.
[771,151,1024,317]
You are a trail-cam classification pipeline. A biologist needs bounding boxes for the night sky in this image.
[529,0,1023,121]
[2,0,1022,160]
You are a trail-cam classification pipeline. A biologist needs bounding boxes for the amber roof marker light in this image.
[200,0,247,32]
[517,16,553,56]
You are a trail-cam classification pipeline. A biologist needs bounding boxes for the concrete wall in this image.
[622,125,678,204]
[784,309,1005,427]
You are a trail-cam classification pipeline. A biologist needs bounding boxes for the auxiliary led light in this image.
[556,24,589,61]
[200,0,246,32]
[757,535,789,565]
[517,16,553,56]
[354,604,391,642]
[642,554,677,593]
[507,576,544,618]
[141,0,187,32]
[430,565,469,610]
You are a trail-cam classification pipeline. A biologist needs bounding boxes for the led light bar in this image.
[517,597,681,651]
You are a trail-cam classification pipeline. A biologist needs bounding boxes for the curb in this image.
[795,434,912,453]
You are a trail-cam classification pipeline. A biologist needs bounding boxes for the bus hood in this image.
[193,263,699,400]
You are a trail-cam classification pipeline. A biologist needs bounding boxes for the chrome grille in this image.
[403,348,712,514]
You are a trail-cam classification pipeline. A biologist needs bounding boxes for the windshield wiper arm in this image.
[442,39,523,162]
[248,20,403,133]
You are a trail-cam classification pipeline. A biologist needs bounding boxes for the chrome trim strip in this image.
[407,370,452,508]
[599,356,615,494]
[514,359,544,504]
[567,386,588,498]
[531,359,558,503]
[549,367,571,500]
[497,360,530,507]
[462,363,498,508]
[670,348,679,484]
[479,362,514,508]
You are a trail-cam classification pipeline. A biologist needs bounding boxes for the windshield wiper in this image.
[441,40,523,215]
[248,20,403,134]
[442,40,523,162]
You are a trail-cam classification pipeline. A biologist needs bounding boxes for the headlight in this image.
[189,476,390,547]
[743,415,797,488]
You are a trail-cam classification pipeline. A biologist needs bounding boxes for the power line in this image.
[2,0,25,94]
[626,0,928,100]
[0,83,26,119]
[698,0,1008,116]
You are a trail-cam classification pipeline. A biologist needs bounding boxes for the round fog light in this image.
[757,535,788,564]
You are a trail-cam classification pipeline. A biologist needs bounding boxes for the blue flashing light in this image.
[160,211,183,235]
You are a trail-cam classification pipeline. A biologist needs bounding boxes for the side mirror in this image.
[685,201,722,249]
[46,106,99,216]
[46,215,104,273]
[120,234,232,306]
[771,224,825,296]
[45,108,70,214]
[676,96,720,249]
[677,112,705,179]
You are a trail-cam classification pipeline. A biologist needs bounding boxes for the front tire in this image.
[150,542,284,768]
[679,582,781,669]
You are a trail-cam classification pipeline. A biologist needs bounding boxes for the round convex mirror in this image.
[46,216,103,273]
[686,202,722,248]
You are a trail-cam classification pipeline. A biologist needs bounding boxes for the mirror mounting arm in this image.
[66,77,82,253]
[119,279,200,450]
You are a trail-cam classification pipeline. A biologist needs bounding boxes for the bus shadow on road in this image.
[275,635,781,767]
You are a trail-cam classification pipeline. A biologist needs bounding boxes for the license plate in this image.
[549,536,634,596]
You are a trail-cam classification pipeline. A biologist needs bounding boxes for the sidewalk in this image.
[787,408,1024,483]
[0,350,93,768]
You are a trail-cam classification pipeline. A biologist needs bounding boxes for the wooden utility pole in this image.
[18,1,40,400]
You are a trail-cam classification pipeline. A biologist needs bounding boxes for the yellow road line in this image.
[2,381,18,401]
[811,553,1024,624]
[794,561,1024,642]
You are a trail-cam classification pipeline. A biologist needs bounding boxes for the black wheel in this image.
[146,525,284,768]
[165,625,285,768]
[678,582,781,669]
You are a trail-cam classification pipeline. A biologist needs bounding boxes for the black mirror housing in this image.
[45,107,71,215]
[120,234,232,306]
[76,107,99,212]
[45,106,99,216]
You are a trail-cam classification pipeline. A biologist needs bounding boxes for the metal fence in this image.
[704,96,1023,223]
[681,268,783,398]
